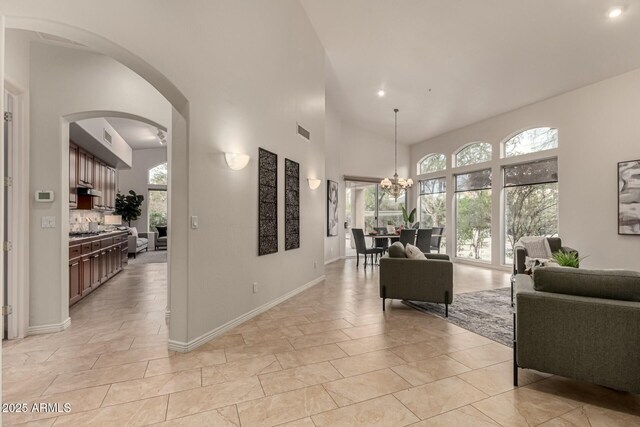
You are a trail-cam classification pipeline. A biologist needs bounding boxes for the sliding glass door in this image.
[344,180,407,257]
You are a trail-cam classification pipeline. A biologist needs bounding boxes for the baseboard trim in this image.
[168,275,326,353]
[324,256,343,265]
[27,317,71,335]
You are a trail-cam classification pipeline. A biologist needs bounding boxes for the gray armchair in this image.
[513,237,577,275]
[379,252,453,316]
[155,225,168,250]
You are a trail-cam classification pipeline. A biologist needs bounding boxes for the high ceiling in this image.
[106,117,166,150]
[301,0,640,144]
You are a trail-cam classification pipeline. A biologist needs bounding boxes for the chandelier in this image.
[380,108,413,199]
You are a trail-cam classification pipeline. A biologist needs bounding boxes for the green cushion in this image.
[534,266,640,302]
[388,242,407,258]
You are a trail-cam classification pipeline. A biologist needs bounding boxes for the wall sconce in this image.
[307,178,322,190]
[224,152,250,170]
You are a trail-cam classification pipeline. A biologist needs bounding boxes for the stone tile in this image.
[448,343,512,369]
[202,355,281,386]
[540,404,640,427]
[166,376,264,420]
[410,405,499,426]
[276,343,348,369]
[43,361,148,395]
[458,360,548,395]
[311,394,419,427]
[145,348,226,377]
[130,334,170,349]
[472,386,578,426]
[93,345,174,368]
[391,354,471,386]
[198,334,246,351]
[3,385,109,425]
[102,369,201,406]
[258,361,342,395]
[47,338,134,360]
[276,417,315,427]
[288,329,351,350]
[255,316,310,330]
[224,338,294,362]
[394,376,488,419]
[297,319,353,335]
[241,326,303,345]
[52,395,168,426]
[152,405,239,426]
[236,385,336,426]
[336,334,408,356]
[330,350,405,377]
[389,341,443,362]
[323,369,411,407]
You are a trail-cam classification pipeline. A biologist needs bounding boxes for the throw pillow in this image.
[519,236,552,259]
[388,242,407,258]
[156,226,167,238]
[129,227,138,237]
[405,243,426,260]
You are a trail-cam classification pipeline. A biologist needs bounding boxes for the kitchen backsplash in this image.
[70,210,104,233]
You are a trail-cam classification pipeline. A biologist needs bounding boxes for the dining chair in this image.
[399,229,417,247]
[415,228,433,253]
[352,228,384,268]
[374,227,389,254]
[430,226,444,253]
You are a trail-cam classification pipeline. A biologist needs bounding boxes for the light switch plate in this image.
[41,216,56,228]
[191,216,198,229]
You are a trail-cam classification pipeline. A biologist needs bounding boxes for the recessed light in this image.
[377,90,385,97]
[608,7,623,18]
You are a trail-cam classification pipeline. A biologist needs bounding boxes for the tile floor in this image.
[2,260,639,426]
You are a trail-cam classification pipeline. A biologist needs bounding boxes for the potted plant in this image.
[115,190,144,227]
[551,251,585,268]
[401,206,419,229]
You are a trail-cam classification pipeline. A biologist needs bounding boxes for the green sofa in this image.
[379,252,453,315]
[514,267,640,394]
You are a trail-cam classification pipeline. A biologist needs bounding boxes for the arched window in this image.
[148,163,168,185]
[418,153,446,175]
[504,127,557,157]
[455,142,492,167]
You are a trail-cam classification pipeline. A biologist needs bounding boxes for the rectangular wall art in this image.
[285,158,300,250]
[327,180,338,236]
[258,148,278,255]
[618,159,640,235]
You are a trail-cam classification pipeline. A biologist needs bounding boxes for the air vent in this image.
[103,129,113,145]
[297,124,310,141]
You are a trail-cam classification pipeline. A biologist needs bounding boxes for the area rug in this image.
[403,287,513,347]
[128,250,167,265]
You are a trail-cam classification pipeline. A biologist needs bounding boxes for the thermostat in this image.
[35,190,55,202]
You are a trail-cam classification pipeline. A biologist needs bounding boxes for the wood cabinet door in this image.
[81,256,91,295]
[69,260,81,304]
[69,144,78,207]
[86,155,94,188]
[78,150,88,185]
[100,251,109,281]
[91,254,101,287]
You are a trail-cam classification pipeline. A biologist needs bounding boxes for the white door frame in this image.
[4,78,29,339]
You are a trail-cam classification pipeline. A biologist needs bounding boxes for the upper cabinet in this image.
[78,149,94,188]
[69,143,78,208]
[71,142,117,211]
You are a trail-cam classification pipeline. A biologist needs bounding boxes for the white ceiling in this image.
[301,0,640,144]
[106,117,166,150]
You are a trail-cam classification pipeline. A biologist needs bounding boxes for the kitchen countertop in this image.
[69,229,128,243]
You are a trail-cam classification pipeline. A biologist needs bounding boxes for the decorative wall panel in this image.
[285,158,300,250]
[258,148,278,255]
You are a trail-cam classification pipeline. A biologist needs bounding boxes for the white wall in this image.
[2,0,327,347]
[25,40,171,329]
[324,91,410,262]
[117,148,167,233]
[411,68,640,270]
[4,29,30,90]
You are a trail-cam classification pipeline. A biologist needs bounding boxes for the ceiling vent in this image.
[297,123,310,141]
[103,129,113,145]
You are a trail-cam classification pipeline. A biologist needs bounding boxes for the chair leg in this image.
[444,290,449,317]
[382,286,386,312]
[356,254,359,267]
[513,312,518,386]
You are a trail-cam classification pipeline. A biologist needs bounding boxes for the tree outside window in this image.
[418,153,446,175]
[148,163,168,232]
[455,169,492,261]
[455,142,492,167]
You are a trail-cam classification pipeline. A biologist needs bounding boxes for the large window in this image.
[419,177,446,251]
[418,153,446,174]
[504,158,558,263]
[455,169,492,261]
[504,127,557,157]
[455,142,492,167]
[148,163,168,232]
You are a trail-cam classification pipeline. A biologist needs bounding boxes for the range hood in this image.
[77,188,102,197]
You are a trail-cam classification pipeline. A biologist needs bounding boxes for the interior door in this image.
[3,91,13,339]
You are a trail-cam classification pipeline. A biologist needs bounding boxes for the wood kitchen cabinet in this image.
[69,143,78,208]
[78,149,94,188]
[68,230,128,306]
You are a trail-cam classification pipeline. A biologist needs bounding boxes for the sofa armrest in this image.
[516,289,640,393]
[380,257,453,303]
[514,247,527,274]
[425,253,450,261]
